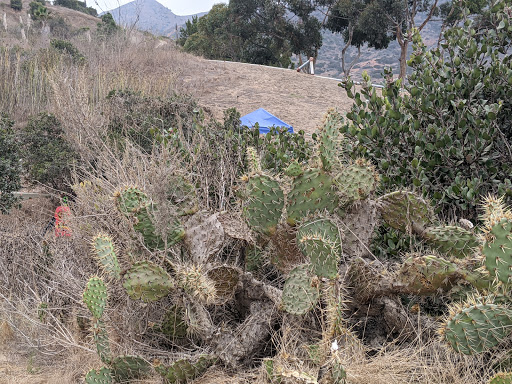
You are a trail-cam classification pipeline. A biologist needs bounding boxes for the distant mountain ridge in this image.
[104,0,205,37]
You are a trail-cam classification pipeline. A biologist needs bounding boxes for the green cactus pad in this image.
[111,356,151,382]
[336,159,379,205]
[123,261,174,302]
[114,186,149,216]
[245,245,264,272]
[91,234,121,280]
[297,219,341,279]
[114,186,184,250]
[488,372,512,384]
[155,355,216,383]
[246,146,261,174]
[242,173,284,236]
[483,218,512,284]
[85,367,113,384]
[166,175,198,216]
[286,169,338,226]
[441,301,512,355]
[378,190,433,232]
[206,266,240,302]
[93,320,112,365]
[156,305,188,339]
[424,226,479,259]
[397,255,461,295]
[282,264,320,315]
[83,277,107,319]
[318,110,342,172]
[284,159,304,177]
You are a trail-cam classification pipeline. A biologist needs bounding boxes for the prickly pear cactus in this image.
[282,264,320,315]
[242,173,284,236]
[91,234,121,280]
[123,261,174,302]
[378,190,432,232]
[83,276,108,319]
[156,305,188,339]
[482,218,512,284]
[336,159,379,205]
[440,299,512,355]
[176,265,217,305]
[85,367,113,384]
[286,169,338,226]
[111,356,151,382]
[206,265,240,303]
[488,372,512,384]
[114,186,184,250]
[297,219,341,279]
[397,255,460,295]
[93,320,112,364]
[318,110,342,172]
[166,175,198,216]
[155,355,216,383]
[423,226,478,259]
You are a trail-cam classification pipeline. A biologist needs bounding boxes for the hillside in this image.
[104,0,206,37]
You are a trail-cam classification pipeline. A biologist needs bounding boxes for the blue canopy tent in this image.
[240,108,294,134]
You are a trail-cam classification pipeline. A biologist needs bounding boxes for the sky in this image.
[88,0,227,15]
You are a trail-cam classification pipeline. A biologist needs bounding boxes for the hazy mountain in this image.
[104,0,206,37]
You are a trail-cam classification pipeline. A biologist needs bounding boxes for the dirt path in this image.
[178,58,353,136]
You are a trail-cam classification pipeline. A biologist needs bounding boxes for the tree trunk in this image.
[398,40,409,80]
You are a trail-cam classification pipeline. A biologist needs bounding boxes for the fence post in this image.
[309,57,314,75]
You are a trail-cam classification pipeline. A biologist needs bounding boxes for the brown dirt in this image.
[177,57,353,136]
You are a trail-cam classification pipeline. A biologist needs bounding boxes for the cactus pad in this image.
[111,356,151,382]
[85,367,113,384]
[91,234,121,280]
[440,300,512,355]
[166,175,198,216]
[297,219,341,279]
[336,159,379,205]
[93,320,112,365]
[286,169,338,226]
[242,173,284,236]
[424,226,479,259]
[483,218,512,284]
[488,372,512,384]
[282,264,320,315]
[155,355,216,383]
[83,276,107,319]
[206,265,240,303]
[157,305,188,339]
[177,265,217,305]
[318,110,341,172]
[123,261,174,302]
[284,159,304,177]
[378,190,432,232]
[397,255,461,295]
[114,186,149,216]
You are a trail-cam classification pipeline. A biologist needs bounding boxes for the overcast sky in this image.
[88,0,227,15]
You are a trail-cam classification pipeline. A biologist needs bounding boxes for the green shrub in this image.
[20,113,78,191]
[50,39,85,64]
[97,13,118,38]
[0,114,21,214]
[55,0,97,16]
[29,1,49,20]
[340,13,512,222]
[10,0,22,11]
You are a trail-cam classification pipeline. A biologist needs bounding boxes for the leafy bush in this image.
[20,113,78,191]
[50,39,85,64]
[29,1,49,20]
[0,114,21,214]
[10,0,22,11]
[54,0,97,16]
[97,13,118,38]
[340,12,512,222]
